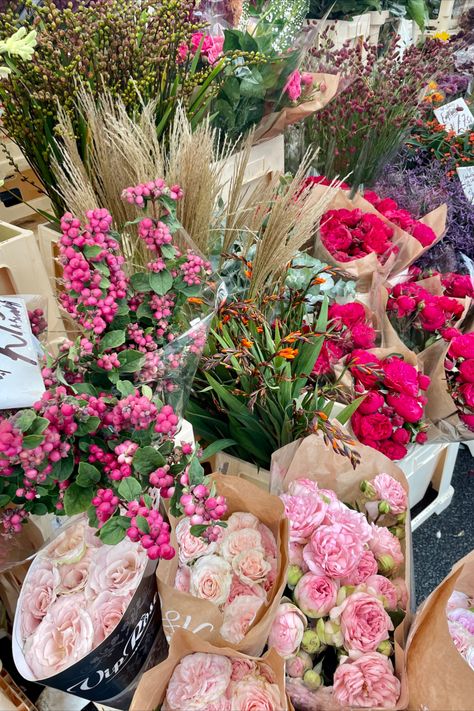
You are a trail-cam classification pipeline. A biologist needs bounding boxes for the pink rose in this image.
[57,550,93,595]
[289,542,307,571]
[220,528,263,562]
[333,653,401,708]
[20,560,60,639]
[230,658,257,681]
[371,473,407,514]
[359,413,393,441]
[257,523,277,559]
[303,523,364,579]
[227,574,267,604]
[284,70,302,102]
[176,518,216,564]
[45,522,87,565]
[90,590,132,646]
[369,524,404,572]
[229,678,281,711]
[364,575,398,610]
[220,595,263,644]
[459,359,474,383]
[294,572,338,618]
[323,504,373,544]
[333,592,393,653]
[386,392,424,423]
[24,594,94,678]
[190,554,232,606]
[280,493,327,544]
[392,577,409,610]
[232,549,272,586]
[358,390,385,415]
[448,607,474,635]
[86,539,146,599]
[175,565,191,593]
[287,479,321,497]
[341,549,378,586]
[267,602,307,658]
[286,650,312,678]
[165,652,232,710]
[226,512,259,532]
[447,590,470,611]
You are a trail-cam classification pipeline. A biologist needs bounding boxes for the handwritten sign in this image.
[457,166,474,205]
[434,98,474,136]
[0,296,45,409]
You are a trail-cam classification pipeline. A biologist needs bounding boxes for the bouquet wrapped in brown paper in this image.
[269,432,411,710]
[310,185,447,292]
[406,551,474,711]
[130,628,290,711]
[156,474,288,656]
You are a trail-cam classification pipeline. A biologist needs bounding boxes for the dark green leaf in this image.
[335,395,366,425]
[136,302,154,320]
[84,244,102,258]
[135,514,149,534]
[149,270,173,296]
[130,272,151,292]
[199,439,237,462]
[31,502,48,515]
[22,435,45,449]
[223,28,243,52]
[87,505,99,529]
[54,454,74,482]
[133,446,166,475]
[118,350,145,373]
[27,417,50,435]
[188,456,204,487]
[100,330,126,352]
[222,76,240,104]
[64,483,94,516]
[76,417,101,436]
[0,495,11,507]
[15,410,36,432]
[116,380,137,397]
[73,383,98,396]
[118,476,142,502]
[190,524,207,537]
[76,462,101,487]
[98,515,129,545]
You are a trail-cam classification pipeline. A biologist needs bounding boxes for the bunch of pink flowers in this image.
[446,590,474,670]
[270,475,408,709]
[320,207,398,265]
[364,190,436,247]
[445,333,474,432]
[174,511,277,644]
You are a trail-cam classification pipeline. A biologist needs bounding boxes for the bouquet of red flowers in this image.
[364,190,437,248]
[445,333,474,432]
[312,302,377,377]
[320,208,398,265]
[407,266,474,298]
[349,350,430,460]
[386,282,465,353]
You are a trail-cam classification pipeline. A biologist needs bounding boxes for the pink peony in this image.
[232,549,272,586]
[334,592,393,653]
[280,493,327,544]
[220,595,263,644]
[227,574,267,604]
[175,565,191,593]
[289,541,307,571]
[86,539,146,598]
[230,658,257,681]
[226,512,259,532]
[371,473,407,514]
[57,550,93,595]
[369,524,404,572]
[90,590,132,646]
[190,554,232,606]
[24,594,94,678]
[333,653,401,708]
[267,602,307,658]
[392,577,409,610]
[229,677,282,711]
[176,518,216,564]
[294,572,338,618]
[448,621,473,655]
[364,575,399,610]
[220,528,263,562]
[287,479,321,497]
[20,560,60,639]
[341,549,378,586]
[303,523,364,579]
[165,652,232,710]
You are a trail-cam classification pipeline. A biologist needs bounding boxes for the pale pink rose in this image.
[267,602,307,658]
[369,524,404,572]
[176,518,216,564]
[324,504,373,545]
[289,541,308,571]
[165,652,232,710]
[286,650,312,678]
[20,560,61,639]
[57,550,93,595]
[333,653,401,708]
[86,539,146,599]
[205,697,232,711]
[257,523,277,559]
[175,565,191,593]
[220,595,263,644]
[447,590,470,611]
[263,556,277,593]
[364,575,399,610]
[280,493,327,544]
[232,549,272,586]
[190,554,232,606]
[287,478,320,497]
[294,572,338,618]
[227,574,266,604]
[229,678,281,711]
[220,528,263,562]
[449,621,472,655]
[333,591,393,653]
[448,607,474,635]
[226,512,259,532]
[230,658,257,681]
[24,594,94,678]
[372,473,407,514]
[44,522,87,565]
[303,523,364,579]
[341,549,378,586]
[391,577,409,610]
[90,590,132,646]
[318,488,340,503]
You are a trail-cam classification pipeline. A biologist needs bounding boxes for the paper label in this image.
[457,166,474,205]
[0,296,45,409]
[434,98,474,135]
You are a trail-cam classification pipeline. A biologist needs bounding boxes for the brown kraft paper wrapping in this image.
[253,73,340,143]
[270,432,412,710]
[311,187,447,293]
[131,628,289,711]
[156,474,289,656]
[406,551,474,711]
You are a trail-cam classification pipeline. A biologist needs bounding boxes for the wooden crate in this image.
[211,451,271,491]
[368,10,390,44]
[306,13,371,49]
[36,221,61,294]
[0,665,38,711]
[0,139,51,225]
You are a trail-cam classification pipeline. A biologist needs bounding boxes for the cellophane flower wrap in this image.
[406,551,474,711]
[269,433,411,710]
[156,474,288,656]
[130,628,289,711]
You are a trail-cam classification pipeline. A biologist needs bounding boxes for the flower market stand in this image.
[306,14,371,49]
[0,139,51,225]
[211,451,271,492]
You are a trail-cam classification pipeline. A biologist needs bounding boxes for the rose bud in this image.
[396,511,406,524]
[336,585,353,606]
[301,628,321,654]
[378,554,396,574]
[303,669,322,690]
[288,564,304,589]
[286,650,313,678]
[377,640,393,656]
[360,480,376,498]
[378,500,391,515]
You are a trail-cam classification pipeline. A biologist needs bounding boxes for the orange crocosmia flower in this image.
[256,326,263,333]
[241,338,254,348]
[312,277,326,285]
[187,297,203,304]
[276,347,299,360]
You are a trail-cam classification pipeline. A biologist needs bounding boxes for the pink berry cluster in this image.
[149,465,174,498]
[155,404,179,435]
[121,178,183,206]
[180,251,212,286]
[127,324,158,353]
[150,293,175,333]
[88,444,131,482]
[59,210,128,335]
[91,488,120,523]
[138,218,173,252]
[126,499,174,560]
[97,353,121,371]
[107,393,158,432]
[28,308,47,338]
[180,475,227,541]
[1,508,28,534]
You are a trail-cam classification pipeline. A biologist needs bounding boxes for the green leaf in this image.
[31,502,48,515]
[223,28,244,52]
[222,76,240,104]
[137,302,154,320]
[190,524,208,537]
[87,505,99,529]
[130,272,151,292]
[98,515,130,545]
[133,446,166,475]
[160,244,176,259]
[135,515,150,534]
[73,383,98,396]
[199,439,237,462]
[407,0,427,28]
[84,244,102,258]
[240,70,266,99]
[213,99,236,130]
[335,395,366,425]
[118,350,145,373]
[0,494,11,507]
[22,435,45,449]
[15,410,36,432]
[76,462,101,487]
[54,454,74,482]
[27,417,50,435]
[63,483,94,516]
[76,417,101,436]
[100,330,126,352]
[188,457,204,487]
[149,270,173,295]
[141,384,153,400]
[118,476,142,502]
[116,380,137,397]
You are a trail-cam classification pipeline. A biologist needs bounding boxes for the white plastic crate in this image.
[306,13,371,49]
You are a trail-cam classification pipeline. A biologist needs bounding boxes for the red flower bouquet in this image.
[445,333,474,432]
[349,350,430,460]
[407,267,474,299]
[320,208,398,265]
[364,190,437,248]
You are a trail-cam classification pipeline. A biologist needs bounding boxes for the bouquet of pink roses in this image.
[364,190,437,248]
[447,589,474,670]
[269,473,409,710]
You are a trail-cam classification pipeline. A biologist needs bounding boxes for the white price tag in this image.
[434,98,474,136]
[457,166,474,205]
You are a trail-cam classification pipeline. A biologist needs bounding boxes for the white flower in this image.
[0,28,37,62]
